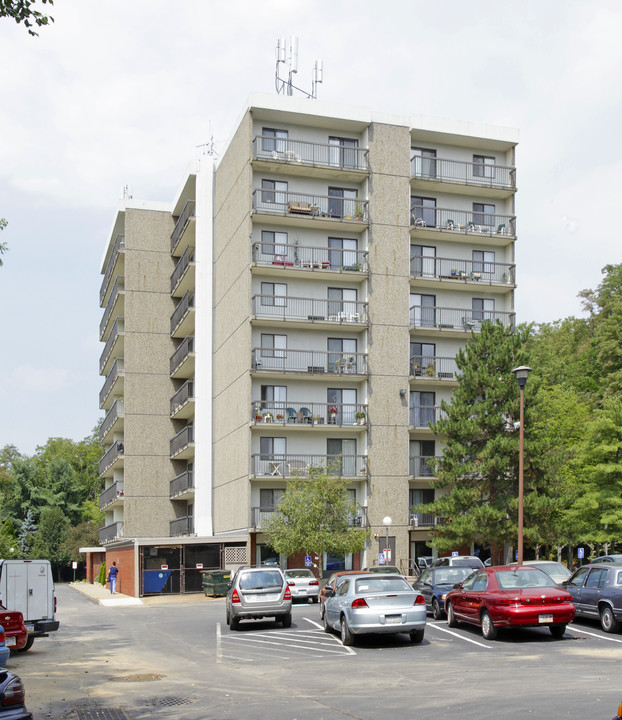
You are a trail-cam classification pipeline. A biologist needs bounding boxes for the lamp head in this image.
[382,516,392,527]
[511,365,532,389]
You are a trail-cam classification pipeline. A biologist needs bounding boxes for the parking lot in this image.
[12,585,622,720]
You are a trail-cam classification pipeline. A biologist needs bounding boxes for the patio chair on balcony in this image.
[299,407,312,424]
[446,219,457,230]
[413,217,427,227]
[497,223,506,234]
[286,407,298,423]
[468,221,476,232]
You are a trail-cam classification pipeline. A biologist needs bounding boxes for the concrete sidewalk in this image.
[69,581,220,607]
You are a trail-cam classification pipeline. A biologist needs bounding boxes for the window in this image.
[326,553,353,573]
[410,293,436,328]
[585,569,605,589]
[473,155,495,179]
[262,128,288,154]
[260,282,287,307]
[328,287,357,319]
[261,179,288,205]
[327,388,357,425]
[259,488,284,510]
[260,333,287,358]
[327,438,357,476]
[410,391,436,427]
[259,436,286,459]
[410,342,436,376]
[410,245,436,276]
[473,202,495,228]
[328,187,357,218]
[410,439,436,476]
[260,385,286,414]
[327,337,357,372]
[411,196,436,228]
[261,230,288,256]
[329,137,359,169]
[410,488,434,507]
[411,147,437,178]
[568,566,589,587]
[472,298,495,322]
[328,237,358,269]
[473,250,495,274]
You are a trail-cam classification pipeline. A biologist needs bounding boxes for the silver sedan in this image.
[323,573,426,645]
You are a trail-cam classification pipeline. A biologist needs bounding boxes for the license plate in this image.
[247,593,276,602]
[385,615,402,624]
[5,637,15,646]
[25,624,34,633]
[538,614,553,624]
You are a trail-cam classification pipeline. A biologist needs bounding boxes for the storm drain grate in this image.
[75,710,130,720]
[151,697,196,707]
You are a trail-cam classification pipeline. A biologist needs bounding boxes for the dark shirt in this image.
[109,566,118,578]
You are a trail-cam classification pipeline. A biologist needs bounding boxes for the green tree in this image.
[17,508,37,556]
[0,0,53,36]
[262,469,370,567]
[30,506,70,579]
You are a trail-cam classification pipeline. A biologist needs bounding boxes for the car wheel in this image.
[432,598,443,620]
[323,612,331,633]
[340,615,354,646]
[18,635,35,652]
[600,605,621,633]
[446,602,458,628]
[320,602,325,619]
[481,610,497,640]
[410,628,425,643]
[230,616,240,631]
[549,624,566,638]
[281,613,292,628]
[312,596,319,603]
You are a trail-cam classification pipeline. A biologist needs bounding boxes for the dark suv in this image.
[564,563,622,633]
[225,566,292,630]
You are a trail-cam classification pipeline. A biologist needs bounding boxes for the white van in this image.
[0,559,60,651]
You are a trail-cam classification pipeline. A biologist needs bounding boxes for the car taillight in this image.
[288,582,295,586]
[351,597,368,608]
[284,586,291,601]
[231,589,241,604]
[309,580,319,586]
[414,595,426,605]
[54,595,57,613]
[1,677,26,707]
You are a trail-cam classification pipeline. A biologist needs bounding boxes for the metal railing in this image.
[171,381,194,416]
[170,515,194,537]
[411,156,516,190]
[170,337,194,375]
[410,355,458,381]
[253,136,369,172]
[171,200,195,253]
[100,234,125,306]
[408,511,436,528]
[409,455,441,477]
[170,469,194,498]
[99,441,124,476]
[99,521,124,544]
[99,317,124,374]
[99,359,124,408]
[409,305,515,331]
[251,401,368,427]
[253,190,368,222]
[171,245,195,294]
[252,348,368,375]
[409,405,444,428]
[99,276,125,340]
[252,295,368,324]
[171,292,194,334]
[99,399,124,441]
[251,505,368,529]
[99,481,124,510]
[410,256,515,285]
[253,241,368,272]
[170,425,194,457]
[410,205,516,237]
[250,454,368,479]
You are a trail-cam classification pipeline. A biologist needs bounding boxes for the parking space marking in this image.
[567,625,622,643]
[226,632,350,654]
[216,622,222,663]
[304,617,357,655]
[427,621,493,649]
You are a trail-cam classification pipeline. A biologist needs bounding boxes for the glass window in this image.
[410,245,436,276]
[259,488,284,509]
[411,147,437,178]
[327,337,357,373]
[473,155,495,179]
[473,250,495,274]
[262,128,288,154]
[410,293,436,328]
[261,230,287,256]
[585,569,605,589]
[410,391,436,427]
[328,187,357,218]
[260,333,287,360]
[473,203,495,228]
[260,282,287,307]
[328,237,358,269]
[411,196,436,228]
[329,137,359,169]
[568,566,590,587]
[472,298,495,322]
[261,179,288,205]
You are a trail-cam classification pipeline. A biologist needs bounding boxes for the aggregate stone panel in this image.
[124,209,174,253]
[123,496,173,538]
[213,274,251,351]
[367,424,410,478]
[124,249,175,295]
[213,425,251,487]
[213,111,252,216]
[123,373,172,416]
[213,323,251,394]
[212,476,250,533]
[368,122,411,178]
[124,291,175,337]
[212,374,251,441]
[124,333,175,376]
[367,322,410,377]
[364,374,411,427]
[124,414,173,458]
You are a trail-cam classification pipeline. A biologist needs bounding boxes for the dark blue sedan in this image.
[412,567,473,619]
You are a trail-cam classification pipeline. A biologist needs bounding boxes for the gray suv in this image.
[225,566,292,630]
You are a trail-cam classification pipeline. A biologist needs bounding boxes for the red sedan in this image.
[444,565,576,640]
[0,604,28,652]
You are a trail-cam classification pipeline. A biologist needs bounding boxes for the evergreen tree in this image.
[17,508,37,557]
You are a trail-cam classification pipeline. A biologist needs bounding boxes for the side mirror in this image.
[453,583,462,590]
[324,588,335,598]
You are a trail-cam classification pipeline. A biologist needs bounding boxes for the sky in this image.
[0,0,620,455]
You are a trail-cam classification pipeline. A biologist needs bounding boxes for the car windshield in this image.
[239,570,283,590]
[531,563,571,580]
[285,570,314,579]
[367,566,400,574]
[495,569,556,589]
[433,568,472,585]
[452,558,482,567]
[355,577,411,593]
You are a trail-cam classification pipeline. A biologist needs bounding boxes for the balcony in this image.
[99,521,124,545]
[252,136,369,177]
[252,348,368,377]
[253,241,368,274]
[170,292,195,337]
[171,245,195,297]
[410,305,515,334]
[171,381,194,419]
[409,405,444,429]
[99,317,124,375]
[99,358,124,410]
[170,515,194,537]
[99,441,124,477]
[170,200,196,256]
[252,190,368,231]
[252,296,368,328]
[409,455,441,478]
[99,481,124,511]
[250,454,368,479]
[411,156,516,197]
[251,401,368,428]
[100,276,125,341]
[410,206,515,242]
[100,234,125,307]
[251,504,368,529]
[170,337,195,379]
[410,355,458,382]
[99,399,124,444]
[411,256,515,288]
[170,469,194,500]
[408,511,437,528]
[170,425,194,459]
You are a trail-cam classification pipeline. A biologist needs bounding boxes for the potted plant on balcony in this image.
[276,413,284,421]
[328,406,338,424]
[255,413,263,422]
[263,412,273,423]
[355,411,366,425]
[425,363,436,377]
[354,202,364,221]
[312,415,323,425]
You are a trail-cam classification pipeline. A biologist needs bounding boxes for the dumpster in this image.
[201,570,231,597]
[143,569,172,594]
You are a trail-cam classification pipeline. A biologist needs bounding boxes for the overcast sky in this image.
[1,0,620,455]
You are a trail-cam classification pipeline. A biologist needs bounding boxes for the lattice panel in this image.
[224,546,247,565]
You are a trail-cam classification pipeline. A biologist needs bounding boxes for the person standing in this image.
[108,561,119,594]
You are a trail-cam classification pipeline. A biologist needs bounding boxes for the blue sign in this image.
[577,547,584,559]
[304,555,312,567]
[452,551,459,557]
[378,553,386,565]
[515,550,518,561]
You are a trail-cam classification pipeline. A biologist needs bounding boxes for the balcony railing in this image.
[171,292,194,335]
[171,245,195,294]
[411,156,516,190]
[170,425,194,458]
[99,521,124,545]
[251,505,368,529]
[99,399,124,441]
[250,454,368,479]
[171,200,195,253]
[409,405,444,428]
[253,190,368,223]
[252,295,368,325]
[410,256,515,286]
[410,355,458,381]
[100,234,125,306]
[170,515,194,537]
[410,205,516,237]
[408,511,436,528]
[252,348,368,375]
[251,401,368,427]
[99,481,124,510]
[99,276,125,340]
[409,305,515,331]
[409,455,441,477]
[170,337,194,375]
[253,136,369,172]
[253,241,368,273]
[171,381,194,416]
[170,469,194,498]
[99,317,124,374]
[99,358,124,408]
[99,441,124,476]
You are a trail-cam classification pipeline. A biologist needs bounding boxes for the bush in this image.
[97,561,107,585]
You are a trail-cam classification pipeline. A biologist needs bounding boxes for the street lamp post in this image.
[382,516,392,564]
[511,365,531,566]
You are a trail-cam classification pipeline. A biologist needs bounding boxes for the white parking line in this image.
[567,625,622,643]
[216,622,222,663]
[304,617,358,655]
[225,634,350,654]
[427,621,493,649]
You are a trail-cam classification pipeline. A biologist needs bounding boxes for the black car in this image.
[412,566,473,619]
[564,563,622,633]
[0,670,32,720]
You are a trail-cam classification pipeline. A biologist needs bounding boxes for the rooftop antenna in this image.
[197,122,221,157]
[122,184,132,200]
[275,36,323,99]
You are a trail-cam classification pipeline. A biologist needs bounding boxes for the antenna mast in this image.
[275,36,323,99]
